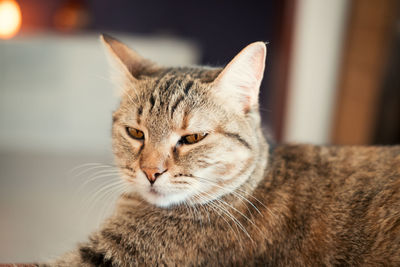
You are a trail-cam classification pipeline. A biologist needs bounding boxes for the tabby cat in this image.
[45,34,400,266]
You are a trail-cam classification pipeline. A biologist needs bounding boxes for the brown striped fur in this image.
[43,35,400,266]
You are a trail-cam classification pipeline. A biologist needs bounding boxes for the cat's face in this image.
[102,34,266,207]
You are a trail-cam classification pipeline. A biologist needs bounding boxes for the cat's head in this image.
[101,34,267,207]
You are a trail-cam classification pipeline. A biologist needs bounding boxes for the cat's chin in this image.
[139,189,192,208]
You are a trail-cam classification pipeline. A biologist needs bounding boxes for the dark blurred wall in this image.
[374,9,400,145]
[88,0,279,64]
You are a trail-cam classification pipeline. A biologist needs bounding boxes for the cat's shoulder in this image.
[272,143,400,164]
[267,143,400,183]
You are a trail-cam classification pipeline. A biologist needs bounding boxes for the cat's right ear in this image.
[100,34,156,82]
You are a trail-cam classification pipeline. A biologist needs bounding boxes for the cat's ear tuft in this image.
[100,34,156,81]
[212,42,266,113]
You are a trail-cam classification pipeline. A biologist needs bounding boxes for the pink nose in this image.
[142,167,167,184]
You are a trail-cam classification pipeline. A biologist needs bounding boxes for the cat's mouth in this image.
[149,187,162,196]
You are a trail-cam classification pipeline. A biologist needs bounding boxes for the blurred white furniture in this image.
[283,0,349,144]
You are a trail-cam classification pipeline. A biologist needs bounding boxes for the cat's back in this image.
[273,143,399,171]
[269,144,400,189]
[260,144,400,265]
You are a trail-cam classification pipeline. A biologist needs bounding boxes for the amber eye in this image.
[126,127,144,140]
[180,133,208,145]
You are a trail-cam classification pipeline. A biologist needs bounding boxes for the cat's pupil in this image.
[126,127,144,140]
[181,133,207,145]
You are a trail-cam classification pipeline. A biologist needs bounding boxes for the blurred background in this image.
[0,0,399,263]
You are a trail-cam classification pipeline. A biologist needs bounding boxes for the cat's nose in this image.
[142,167,167,185]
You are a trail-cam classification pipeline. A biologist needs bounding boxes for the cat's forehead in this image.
[119,67,223,141]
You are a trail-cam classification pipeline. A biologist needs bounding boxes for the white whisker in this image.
[68,162,111,175]
[193,194,244,248]
[79,177,122,212]
[190,186,253,241]
[194,176,279,222]
[71,164,118,180]
[194,175,263,216]
[76,172,122,195]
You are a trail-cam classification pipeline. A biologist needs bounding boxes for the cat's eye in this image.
[126,127,144,140]
[180,133,208,145]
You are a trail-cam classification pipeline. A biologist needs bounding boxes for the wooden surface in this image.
[332,0,398,145]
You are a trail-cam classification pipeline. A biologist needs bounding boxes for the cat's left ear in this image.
[100,33,156,81]
[212,42,266,113]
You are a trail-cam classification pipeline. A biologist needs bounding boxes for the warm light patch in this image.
[53,0,89,32]
[0,0,21,39]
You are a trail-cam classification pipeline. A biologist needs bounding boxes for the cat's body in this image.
[43,35,400,266]
[52,145,400,266]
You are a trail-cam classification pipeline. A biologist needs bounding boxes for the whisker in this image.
[99,63,140,105]
[119,85,137,105]
[71,164,118,180]
[95,182,127,224]
[193,176,263,216]
[76,172,122,195]
[192,194,244,248]
[68,162,110,174]
[80,177,122,213]
[195,175,267,208]
[190,188,253,241]
[75,177,125,228]
[87,181,125,215]
[199,192,254,241]
[84,169,121,184]
[212,196,256,227]
[194,176,279,222]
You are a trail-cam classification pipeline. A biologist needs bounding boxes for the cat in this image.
[41,34,400,266]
